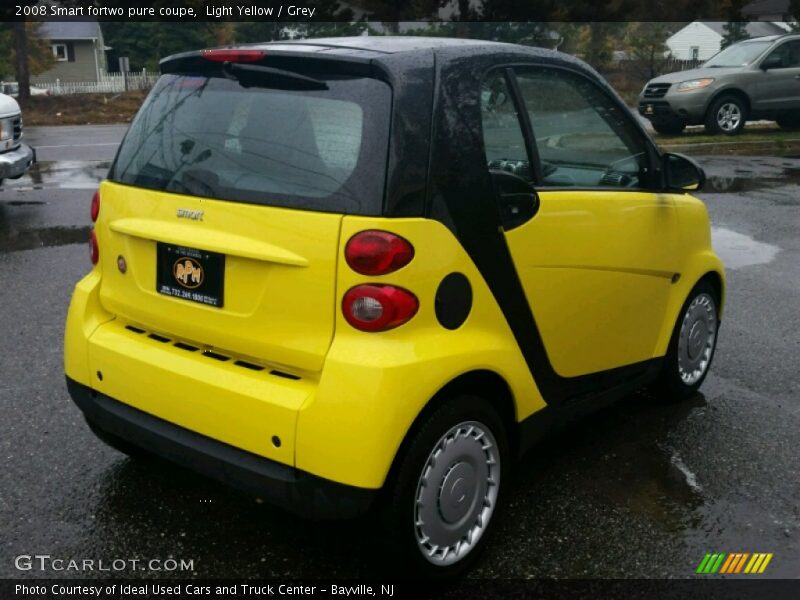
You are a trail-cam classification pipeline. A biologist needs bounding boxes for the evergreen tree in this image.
[721,22,750,49]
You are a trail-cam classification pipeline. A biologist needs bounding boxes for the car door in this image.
[754,40,800,111]
[480,66,681,378]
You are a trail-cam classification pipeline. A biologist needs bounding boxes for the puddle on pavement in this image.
[711,227,781,269]
[594,441,706,532]
[0,160,110,191]
[0,226,90,252]
[700,156,800,196]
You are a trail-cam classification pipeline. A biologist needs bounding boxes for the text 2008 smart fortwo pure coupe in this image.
[65,37,724,576]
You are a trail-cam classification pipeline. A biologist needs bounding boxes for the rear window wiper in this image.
[221,62,328,91]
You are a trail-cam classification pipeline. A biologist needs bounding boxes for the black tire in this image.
[651,119,686,135]
[776,116,800,131]
[704,95,747,135]
[654,281,720,401]
[87,420,153,460]
[379,395,509,578]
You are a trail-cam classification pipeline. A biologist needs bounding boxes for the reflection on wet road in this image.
[1,147,798,579]
[712,227,780,270]
[1,160,111,192]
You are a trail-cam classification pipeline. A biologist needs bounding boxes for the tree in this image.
[790,0,800,31]
[721,22,750,49]
[12,23,29,100]
[625,22,677,79]
[573,23,626,72]
[102,22,220,71]
[0,22,54,97]
[720,0,750,49]
[236,0,367,43]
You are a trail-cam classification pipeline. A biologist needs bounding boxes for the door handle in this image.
[490,169,540,230]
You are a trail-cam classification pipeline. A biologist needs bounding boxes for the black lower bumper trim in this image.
[66,377,376,520]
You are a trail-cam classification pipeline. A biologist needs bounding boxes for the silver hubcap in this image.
[677,293,717,385]
[414,421,500,566]
[716,103,742,132]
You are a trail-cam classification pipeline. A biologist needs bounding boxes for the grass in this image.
[653,123,800,155]
[19,90,148,126]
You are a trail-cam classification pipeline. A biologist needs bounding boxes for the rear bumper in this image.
[0,143,34,179]
[67,377,376,519]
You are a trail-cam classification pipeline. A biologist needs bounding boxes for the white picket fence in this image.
[45,70,159,95]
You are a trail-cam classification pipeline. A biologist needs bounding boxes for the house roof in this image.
[38,21,100,40]
[742,0,792,17]
[701,21,788,38]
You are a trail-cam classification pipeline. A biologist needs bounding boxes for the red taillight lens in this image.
[89,229,99,265]
[90,190,100,222]
[201,49,266,63]
[342,285,419,332]
[345,230,414,275]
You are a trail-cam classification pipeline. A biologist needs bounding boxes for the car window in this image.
[480,70,532,179]
[704,40,772,67]
[109,73,391,215]
[763,40,800,69]
[513,67,651,189]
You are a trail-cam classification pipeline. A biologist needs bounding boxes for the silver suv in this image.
[0,92,34,185]
[639,34,800,135]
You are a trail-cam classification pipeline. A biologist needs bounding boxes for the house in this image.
[32,21,109,84]
[666,21,789,61]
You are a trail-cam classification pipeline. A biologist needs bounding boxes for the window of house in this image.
[691,46,700,60]
[52,44,68,62]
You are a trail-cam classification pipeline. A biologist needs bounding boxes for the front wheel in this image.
[381,396,508,578]
[655,281,720,401]
[704,96,747,135]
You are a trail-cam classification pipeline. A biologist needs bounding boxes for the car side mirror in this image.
[663,153,705,192]
[489,169,539,230]
[761,54,783,70]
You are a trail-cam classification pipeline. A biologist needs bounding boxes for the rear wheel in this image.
[655,281,719,401]
[704,96,747,135]
[651,119,686,135]
[381,395,509,578]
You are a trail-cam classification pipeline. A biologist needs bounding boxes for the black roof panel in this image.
[253,36,513,55]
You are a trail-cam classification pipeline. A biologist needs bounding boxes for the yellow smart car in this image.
[64,37,724,576]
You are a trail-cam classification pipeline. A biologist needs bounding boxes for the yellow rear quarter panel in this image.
[295,217,545,489]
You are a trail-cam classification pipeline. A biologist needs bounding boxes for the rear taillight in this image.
[201,49,266,63]
[90,190,99,222]
[342,285,418,332]
[89,230,99,265]
[345,230,414,276]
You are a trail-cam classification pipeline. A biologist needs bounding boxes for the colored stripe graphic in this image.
[697,554,712,574]
[759,553,773,573]
[734,553,750,573]
[719,554,736,574]
[702,552,774,575]
[710,553,726,573]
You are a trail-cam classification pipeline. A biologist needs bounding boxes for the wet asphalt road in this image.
[0,126,798,580]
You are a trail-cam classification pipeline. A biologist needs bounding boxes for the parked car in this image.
[639,33,800,135]
[65,37,724,576]
[0,92,34,186]
[0,82,52,97]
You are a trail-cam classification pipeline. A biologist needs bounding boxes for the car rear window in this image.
[108,72,391,215]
